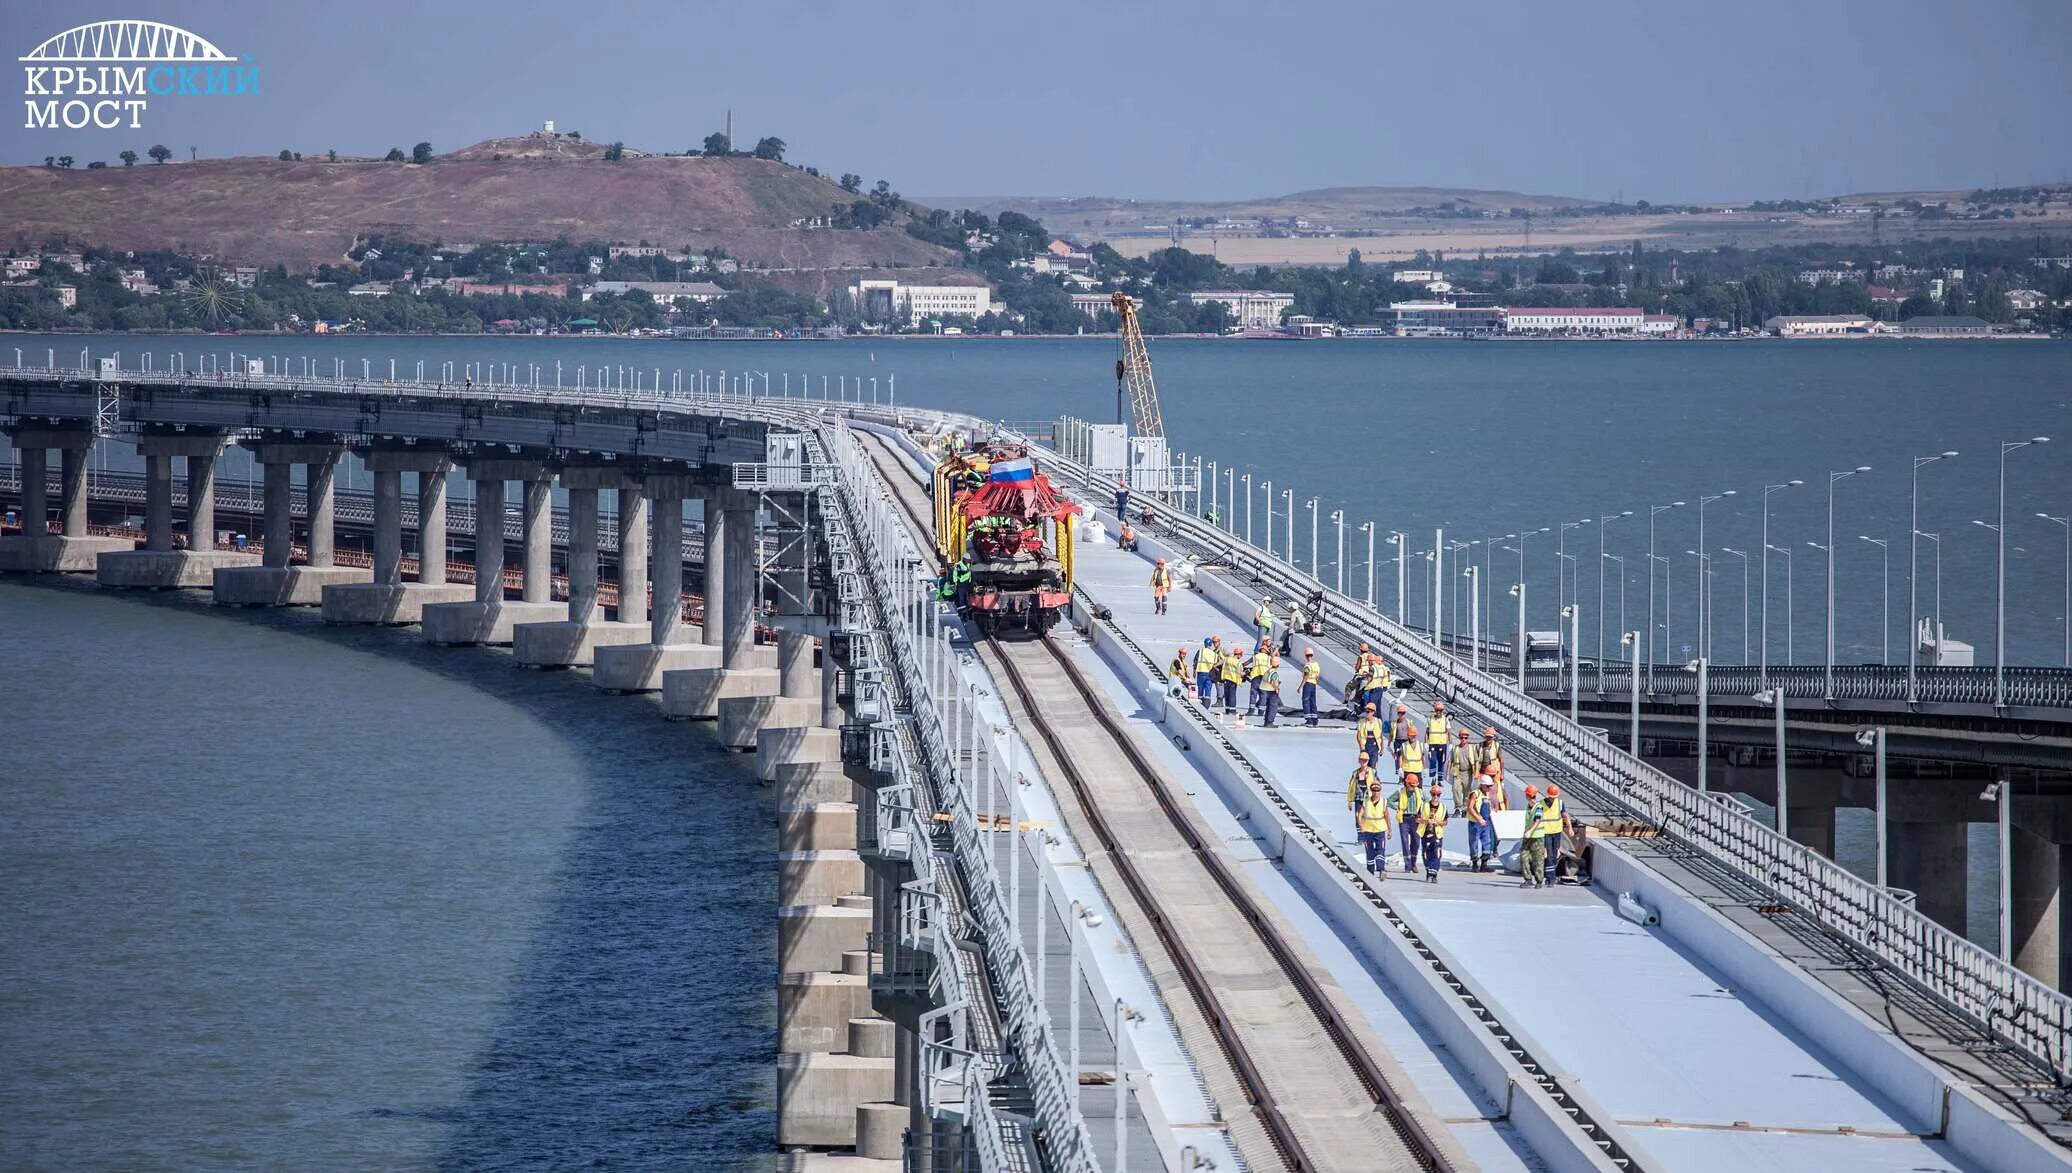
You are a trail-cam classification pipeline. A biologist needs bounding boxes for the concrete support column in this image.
[618,487,649,624]
[522,478,551,604]
[59,445,88,537]
[261,459,293,569]
[723,506,756,667]
[307,457,337,568]
[144,452,173,551]
[1786,801,1837,860]
[372,470,403,584]
[187,447,219,550]
[704,502,726,644]
[651,494,685,646]
[1890,820,1970,935]
[568,486,599,626]
[418,469,448,585]
[19,447,47,534]
[2011,826,2061,988]
[780,630,817,700]
[823,641,844,729]
[474,478,505,603]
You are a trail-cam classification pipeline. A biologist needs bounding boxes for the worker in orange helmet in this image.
[1418,781,1449,881]
[1520,785,1550,888]
[1149,557,1173,614]
[1541,783,1573,883]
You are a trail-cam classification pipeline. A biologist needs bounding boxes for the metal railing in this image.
[1525,663,2072,711]
[1003,426,2072,1090]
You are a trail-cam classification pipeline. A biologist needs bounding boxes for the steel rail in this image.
[990,635,1450,1173]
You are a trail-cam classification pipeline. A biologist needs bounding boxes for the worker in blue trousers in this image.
[1300,648,1321,727]
[1347,754,1389,877]
[1425,701,1452,784]
[1392,765,1423,873]
[1195,637,1218,704]
[1418,782,1449,882]
[1355,702,1386,766]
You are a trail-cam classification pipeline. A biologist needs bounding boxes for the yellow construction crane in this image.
[1112,291,1165,440]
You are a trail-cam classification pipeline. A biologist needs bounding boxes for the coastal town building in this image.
[2007,289,2047,312]
[1898,315,1994,337]
[1389,301,1503,336]
[1187,289,1294,330]
[229,266,258,289]
[848,279,992,326]
[1070,292,1135,319]
[118,268,155,295]
[1764,314,1877,336]
[1797,267,1866,285]
[4,257,40,278]
[1392,269,1444,284]
[1501,307,1665,334]
[585,280,727,308]
[54,284,77,309]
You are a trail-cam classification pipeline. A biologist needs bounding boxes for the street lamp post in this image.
[1824,467,1871,700]
[1508,582,1527,689]
[1207,459,1218,523]
[1557,518,1592,628]
[1622,630,1641,754]
[1331,509,1346,594]
[1360,522,1376,606]
[1856,728,1888,887]
[1918,532,1943,665]
[1858,535,1890,664]
[1224,467,1235,534]
[1697,491,1736,660]
[1261,479,1273,557]
[1433,527,1446,649]
[1242,474,1253,546]
[1606,554,1628,650]
[1760,481,1802,680]
[1907,453,1956,700]
[1685,657,1709,792]
[1308,497,1320,578]
[1597,510,1632,683]
[1721,547,1750,664]
[1995,438,2051,705]
[1768,544,1794,664]
[1563,603,1581,722]
[2039,513,2070,667]
[1755,688,1787,839]
[1466,566,1481,670]
[1284,488,1295,566]
[1648,502,1685,687]
[1393,530,1409,623]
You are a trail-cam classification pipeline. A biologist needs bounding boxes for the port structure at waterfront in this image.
[6,360,2071,1172]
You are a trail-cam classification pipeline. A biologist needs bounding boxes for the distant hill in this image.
[0,136,958,272]
[915,185,1598,234]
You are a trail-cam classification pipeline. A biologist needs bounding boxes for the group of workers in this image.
[1171,635,1313,728]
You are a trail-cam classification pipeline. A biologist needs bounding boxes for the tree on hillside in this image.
[42,156,54,168]
[57,156,73,169]
[279,149,294,161]
[384,147,406,162]
[148,144,171,164]
[603,142,624,161]
[753,136,786,162]
[87,160,107,169]
[703,132,731,156]
[326,149,337,161]
[120,150,137,166]
[411,142,433,164]
[838,173,861,194]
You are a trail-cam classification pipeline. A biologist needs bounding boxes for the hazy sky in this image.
[6,0,2068,202]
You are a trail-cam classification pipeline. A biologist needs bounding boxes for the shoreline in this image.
[1,328,2058,344]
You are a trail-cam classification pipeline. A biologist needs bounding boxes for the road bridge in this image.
[6,361,2069,1172]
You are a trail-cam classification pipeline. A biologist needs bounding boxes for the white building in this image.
[1501,307,1653,333]
[1188,289,1294,330]
[1797,268,1865,285]
[1071,292,1135,319]
[849,279,992,326]
[1392,269,1443,284]
[586,280,726,307]
[4,257,39,278]
[1764,314,1877,336]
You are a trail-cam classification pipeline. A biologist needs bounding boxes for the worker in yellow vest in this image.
[1392,767,1423,873]
[1254,598,1276,645]
[1449,728,1479,816]
[1541,783,1571,884]
[1347,753,1390,876]
[1247,645,1272,716]
[1195,638,1219,705]
[1465,775,1497,872]
[1520,785,1549,888]
[1218,638,1244,716]
[1259,654,1284,727]
[1169,645,1192,692]
[1149,558,1173,614]
[1425,702,1452,784]
[1417,782,1449,881]
[1300,648,1322,727]
[1363,656,1391,718]
[1355,703,1386,766]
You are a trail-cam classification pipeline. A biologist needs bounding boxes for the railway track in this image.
[854,425,1456,1172]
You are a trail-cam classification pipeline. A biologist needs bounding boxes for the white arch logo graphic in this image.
[19,20,234,63]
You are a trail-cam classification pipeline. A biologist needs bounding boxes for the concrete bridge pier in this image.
[98,433,259,588]
[669,497,781,721]
[2010,795,2072,989]
[514,470,646,667]
[215,442,369,605]
[597,476,721,693]
[323,452,470,624]
[1,426,134,572]
[424,458,560,645]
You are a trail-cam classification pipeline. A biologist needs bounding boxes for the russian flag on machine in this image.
[988,457,1035,483]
